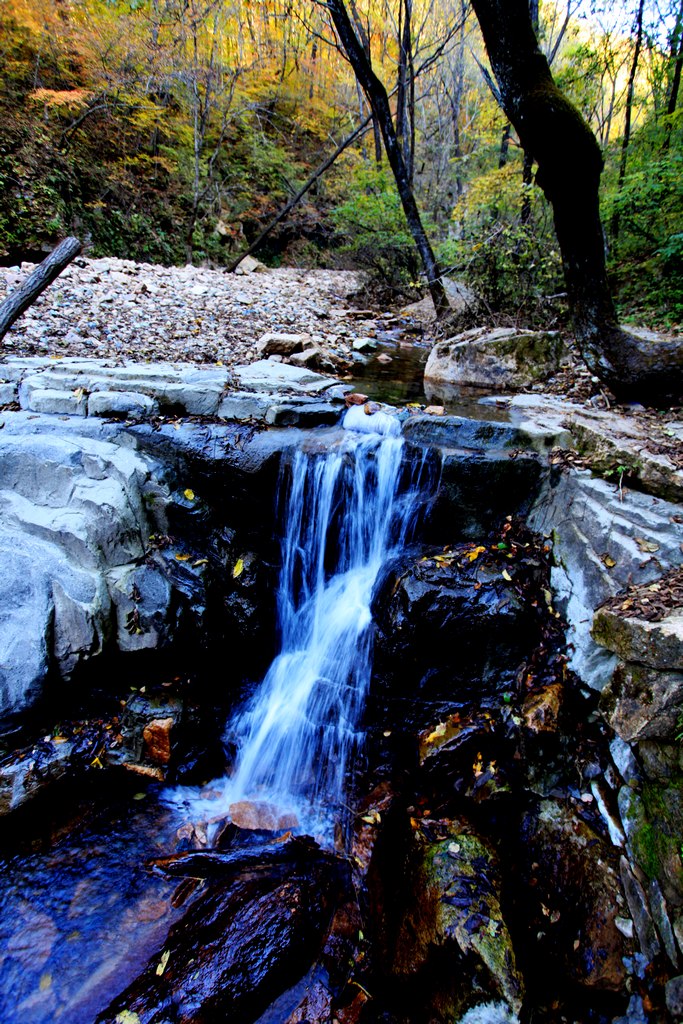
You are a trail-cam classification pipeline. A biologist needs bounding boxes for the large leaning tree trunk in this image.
[471,0,683,403]
[325,0,450,319]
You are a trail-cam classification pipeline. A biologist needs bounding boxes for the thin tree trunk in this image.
[470,0,683,400]
[498,123,511,168]
[0,238,82,341]
[521,0,539,224]
[326,0,449,318]
[612,0,645,241]
[396,0,415,183]
[225,115,375,272]
[664,0,683,150]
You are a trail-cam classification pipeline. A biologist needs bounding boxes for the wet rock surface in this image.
[98,850,341,1024]
[392,818,524,1016]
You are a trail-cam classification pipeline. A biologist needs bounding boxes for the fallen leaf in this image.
[464,546,486,563]
[192,558,208,567]
[183,488,195,501]
[175,553,191,562]
[501,569,512,581]
[156,950,171,977]
[634,536,660,553]
[115,1013,142,1024]
[601,554,617,568]
[232,557,245,579]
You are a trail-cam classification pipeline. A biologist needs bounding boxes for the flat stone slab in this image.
[0,382,17,404]
[1,356,349,423]
[501,394,683,503]
[88,390,157,418]
[402,413,524,449]
[233,359,341,395]
[26,387,87,416]
[593,609,683,672]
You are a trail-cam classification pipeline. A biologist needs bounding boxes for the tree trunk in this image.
[0,238,82,342]
[612,0,645,241]
[664,0,683,150]
[470,0,683,401]
[396,0,415,183]
[327,0,450,318]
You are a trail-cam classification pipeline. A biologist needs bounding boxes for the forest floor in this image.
[0,257,371,369]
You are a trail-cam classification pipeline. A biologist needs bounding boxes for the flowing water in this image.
[0,416,433,1021]
[182,411,433,840]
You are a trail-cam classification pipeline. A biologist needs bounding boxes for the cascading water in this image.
[178,410,432,842]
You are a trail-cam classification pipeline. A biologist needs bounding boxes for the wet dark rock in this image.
[97,855,341,1024]
[401,414,523,450]
[665,974,683,1017]
[373,543,541,708]
[424,448,544,543]
[0,735,80,815]
[521,683,562,733]
[0,717,109,815]
[417,709,513,806]
[619,857,661,961]
[518,799,632,992]
[219,551,276,651]
[109,692,183,777]
[154,834,323,879]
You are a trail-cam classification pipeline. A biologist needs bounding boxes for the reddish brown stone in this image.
[142,717,175,764]
[228,799,298,831]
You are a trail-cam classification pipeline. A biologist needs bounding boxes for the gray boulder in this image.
[425,327,563,392]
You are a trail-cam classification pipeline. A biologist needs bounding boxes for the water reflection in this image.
[0,787,187,1024]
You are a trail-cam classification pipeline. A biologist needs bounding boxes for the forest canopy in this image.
[0,0,682,329]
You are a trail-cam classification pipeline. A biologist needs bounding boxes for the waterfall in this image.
[173,414,431,842]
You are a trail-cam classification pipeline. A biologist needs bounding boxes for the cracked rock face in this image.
[0,419,170,721]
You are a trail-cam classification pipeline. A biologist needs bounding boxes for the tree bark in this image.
[470,0,683,401]
[0,238,82,342]
[326,0,450,318]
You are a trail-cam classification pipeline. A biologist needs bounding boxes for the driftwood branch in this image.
[0,237,82,342]
[225,115,374,273]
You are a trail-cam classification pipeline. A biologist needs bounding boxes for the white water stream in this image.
[176,411,431,840]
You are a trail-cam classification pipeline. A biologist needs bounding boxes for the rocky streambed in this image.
[0,355,682,1023]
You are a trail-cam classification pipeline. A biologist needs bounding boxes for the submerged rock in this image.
[229,800,299,831]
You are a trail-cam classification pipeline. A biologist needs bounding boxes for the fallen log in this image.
[0,236,82,342]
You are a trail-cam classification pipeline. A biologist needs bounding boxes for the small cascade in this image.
[183,415,432,842]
